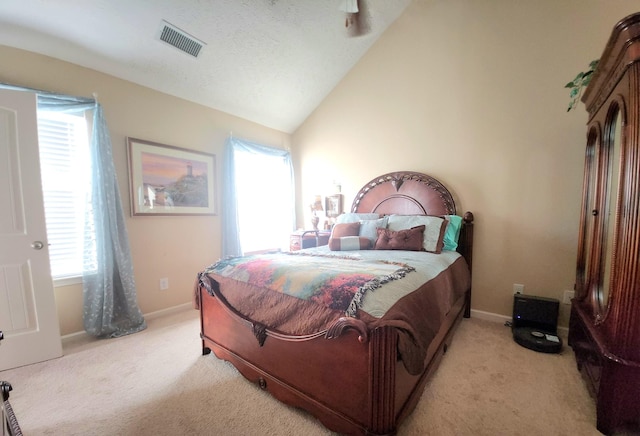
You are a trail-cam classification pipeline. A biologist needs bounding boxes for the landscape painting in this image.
[127,138,216,215]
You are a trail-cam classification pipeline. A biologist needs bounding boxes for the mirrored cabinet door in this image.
[575,127,599,304]
[595,106,622,321]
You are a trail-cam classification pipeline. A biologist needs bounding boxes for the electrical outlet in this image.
[563,290,575,304]
[159,278,169,290]
[513,283,524,295]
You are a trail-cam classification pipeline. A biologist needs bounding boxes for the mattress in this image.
[196,247,470,374]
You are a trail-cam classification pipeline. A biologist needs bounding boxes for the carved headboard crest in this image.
[351,171,456,216]
[391,177,404,191]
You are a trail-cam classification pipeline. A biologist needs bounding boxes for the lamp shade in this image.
[311,195,323,212]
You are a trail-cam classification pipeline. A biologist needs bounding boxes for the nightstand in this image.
[289,230,330,251]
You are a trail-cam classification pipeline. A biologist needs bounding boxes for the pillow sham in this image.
[359,216,389,245]
[336,212,380,224]
[329,236,371,251]
[386,215,447,253]
[374,225,425,251]
[442,214,463,251]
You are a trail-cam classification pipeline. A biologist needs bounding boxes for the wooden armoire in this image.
[568,12,640,435]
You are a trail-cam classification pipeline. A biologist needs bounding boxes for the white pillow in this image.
[359,216,388,245]
[336,212,380,224]
[386,215,447,253]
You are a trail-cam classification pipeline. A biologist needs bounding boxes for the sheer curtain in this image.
[222,136,294,257]
[0,83,146,338]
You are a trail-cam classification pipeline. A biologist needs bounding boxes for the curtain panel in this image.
[222,136,294,258]
[0,83,146,338]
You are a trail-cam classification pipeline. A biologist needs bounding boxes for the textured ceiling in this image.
[0,0,411,133]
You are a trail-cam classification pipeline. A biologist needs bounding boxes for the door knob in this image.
[31,241,44,250]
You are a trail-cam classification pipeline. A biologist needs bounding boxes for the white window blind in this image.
[37,110,94,279]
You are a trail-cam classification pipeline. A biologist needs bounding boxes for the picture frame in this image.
[325,194,343,218]
[127,137,216,216]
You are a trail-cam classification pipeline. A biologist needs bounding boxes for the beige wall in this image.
[0,45,290,335]
[292,0,640,327]
[3,1,639,335]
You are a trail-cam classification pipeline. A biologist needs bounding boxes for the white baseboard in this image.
[62,305,568,343]
[61,303,193,343]
[144,302,192,320]
[470,308,511,324]
[469,308,569,336]
[61,329,89,342]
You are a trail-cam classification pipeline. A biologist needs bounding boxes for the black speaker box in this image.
[512,294,562,353]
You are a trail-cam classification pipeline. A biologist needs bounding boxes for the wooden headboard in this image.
[351,171,457,215]
[351,171,474,293]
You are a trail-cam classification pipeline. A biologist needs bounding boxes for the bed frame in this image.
[197,171,474,435]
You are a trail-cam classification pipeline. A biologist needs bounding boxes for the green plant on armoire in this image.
[565,60,599,111]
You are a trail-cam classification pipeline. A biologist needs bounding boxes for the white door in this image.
[0,89,62,370]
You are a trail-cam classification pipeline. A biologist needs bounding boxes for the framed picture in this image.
[325,194,343,218]
[127,137,216,216]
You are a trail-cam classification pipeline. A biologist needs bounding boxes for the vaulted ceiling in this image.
[0,0,411,132]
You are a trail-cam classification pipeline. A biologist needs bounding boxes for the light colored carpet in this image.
[0,309,600,435]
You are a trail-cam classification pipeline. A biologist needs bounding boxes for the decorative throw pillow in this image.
[359,216,389,245]
[329,236,371,251]
[442,215,463,251]
[386,215,447,253]
[330,222,360,238]
[328,222,361,251]
[374,225,425,251]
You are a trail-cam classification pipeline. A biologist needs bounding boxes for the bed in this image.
[195,171,474,435]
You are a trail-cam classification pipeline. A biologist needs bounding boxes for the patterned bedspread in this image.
[197,249,470,375]
[203,252,415,317]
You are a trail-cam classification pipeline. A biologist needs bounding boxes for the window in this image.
[37,110,95,281]
[234,150,293,253]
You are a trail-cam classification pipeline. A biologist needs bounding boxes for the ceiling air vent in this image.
[157,20,205,58]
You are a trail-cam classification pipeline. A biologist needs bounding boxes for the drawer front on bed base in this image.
[199,287,402,435]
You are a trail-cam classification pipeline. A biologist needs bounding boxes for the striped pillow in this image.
[329,236,371,251]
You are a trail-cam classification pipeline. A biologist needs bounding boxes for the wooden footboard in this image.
[198,171,473,434]
[198,281,468,435]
